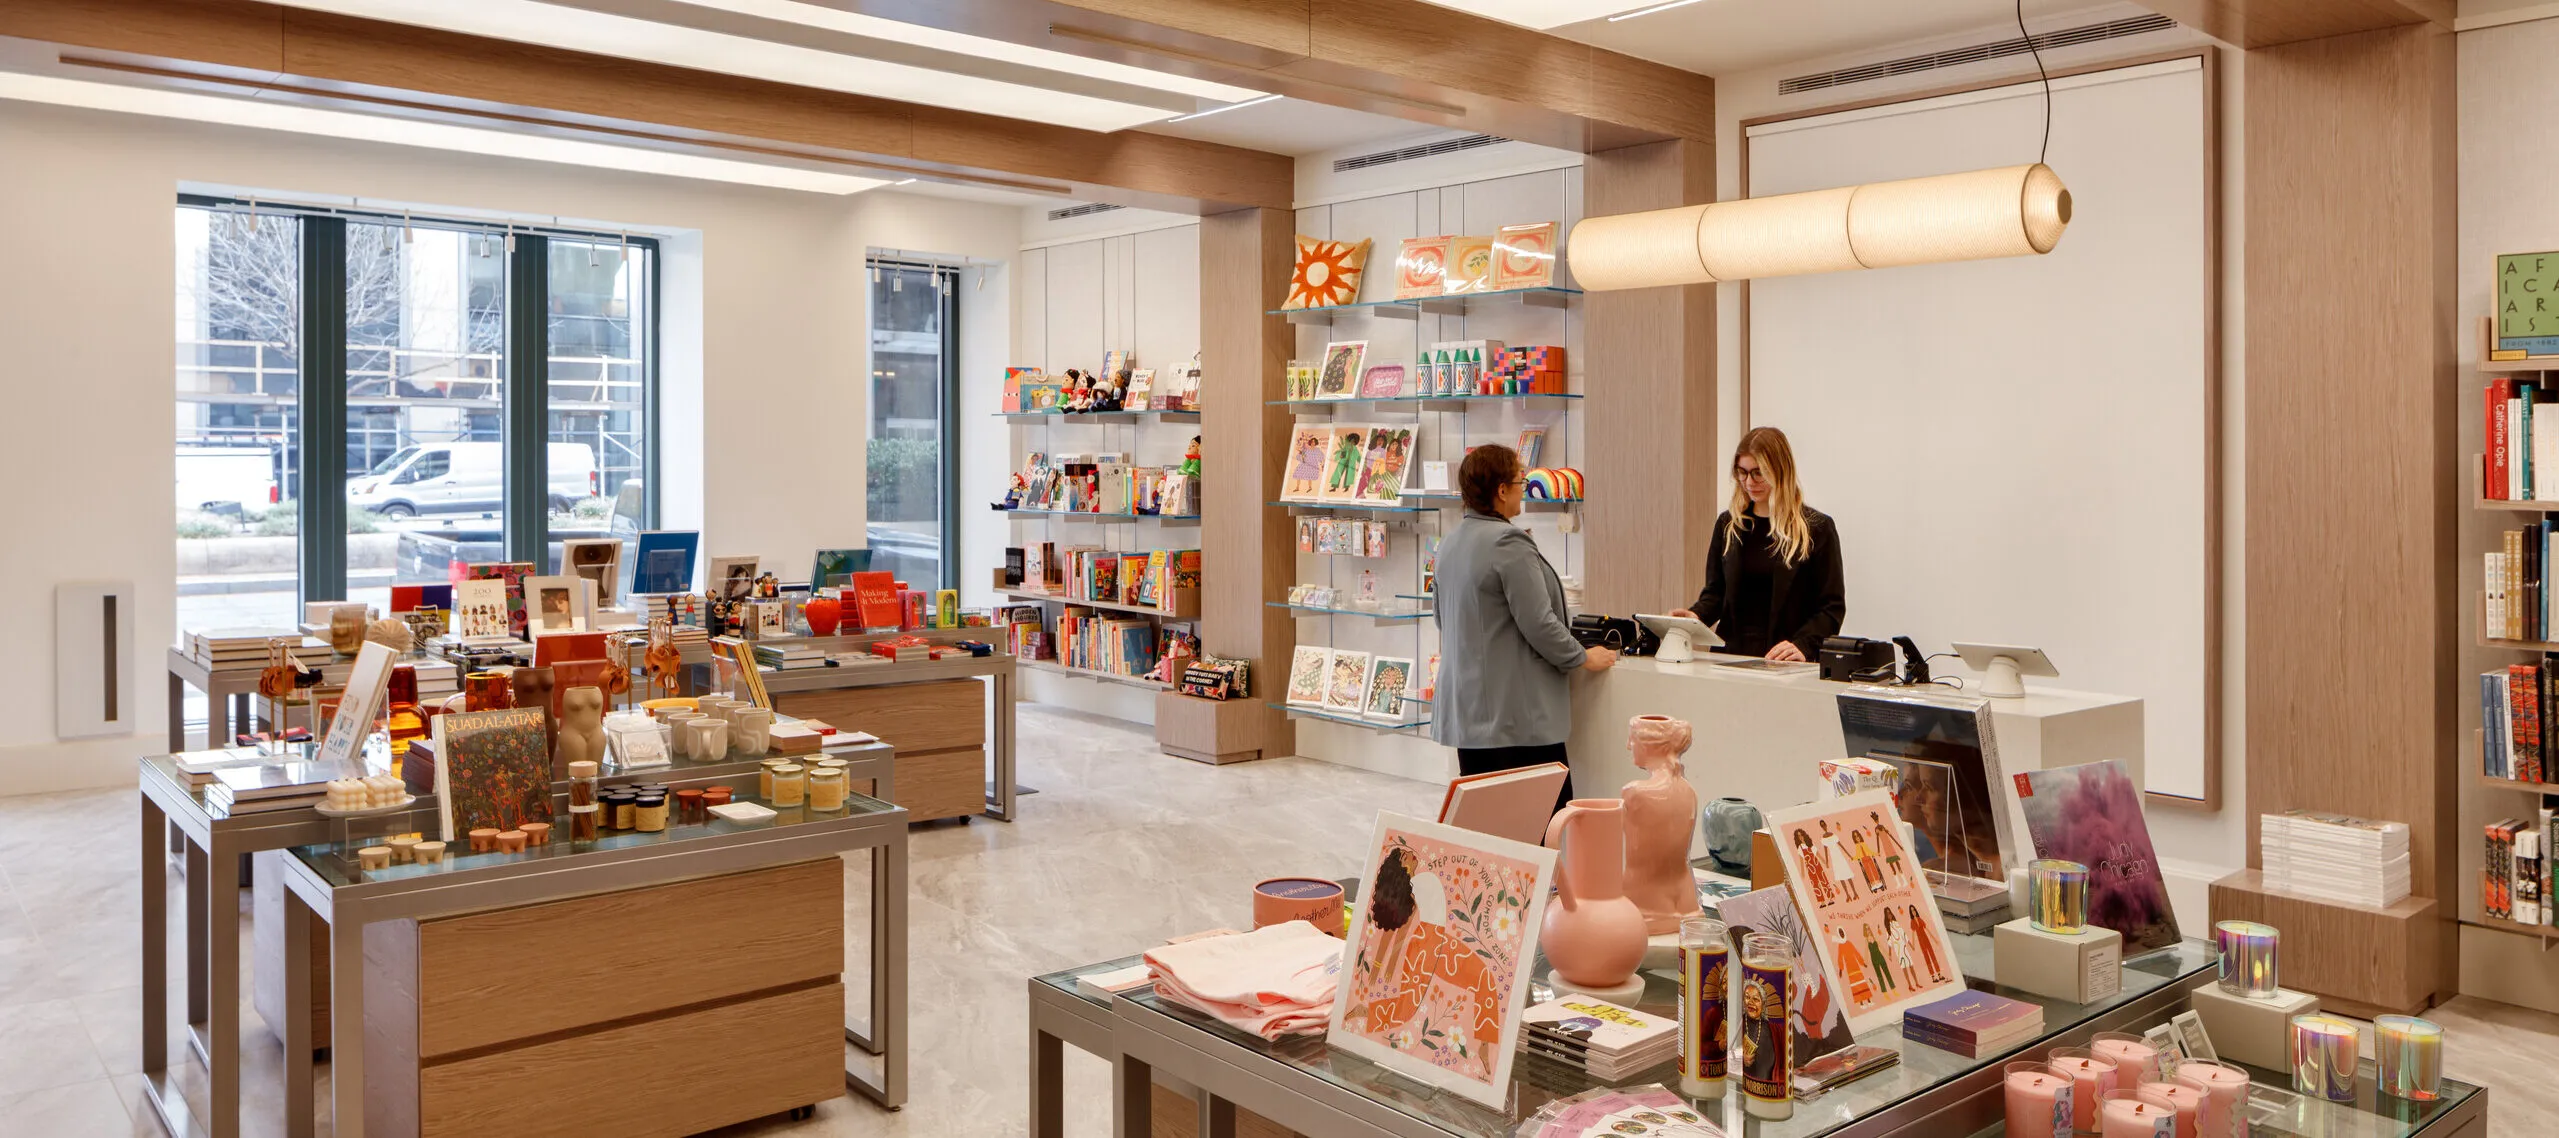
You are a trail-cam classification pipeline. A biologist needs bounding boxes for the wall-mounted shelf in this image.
[1397,493,1581,510]
[1269,500,1440,515]
[1271,393,1581,413]
[992,507,1201,524]
[1024,659,1172,691]
[2481,773,2559,795]
[1000,587,1200,621]
[2482,634,2559,652]
[1268,602,1431,622]
[1267,701,1431,732]
[1270,285,1582,326]
[996,408,1200,422]
[2465,913,2559,941]
[2481,497,2559,512]
[2478,316,2559,374]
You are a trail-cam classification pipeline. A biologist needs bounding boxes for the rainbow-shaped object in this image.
[1522,467,1585,500]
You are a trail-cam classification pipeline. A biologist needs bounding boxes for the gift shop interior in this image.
[2,0,2553,1136]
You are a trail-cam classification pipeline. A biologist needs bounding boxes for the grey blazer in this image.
[1430,510,1587,749]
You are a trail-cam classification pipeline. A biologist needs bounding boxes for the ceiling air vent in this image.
[1047,202,1126,221]
[1778,14,2176,96]
[1333,132,1506,174]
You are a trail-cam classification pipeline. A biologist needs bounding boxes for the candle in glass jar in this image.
[2170,1059,2250,1138]
[2098,1090,2177,1138]
[2289,1014,2359,1102]
[2004,1061,2074,1138]
[2374,1015,2443,1101]
[2214,920,2279,997]
[2049,1048,2121,1133]
[1739,933,1792,1120]
[2136,1081,2202,1138]
[2092,1032,2161,1085]
[1678,917,1728,1099]
[2030,858,2091,933]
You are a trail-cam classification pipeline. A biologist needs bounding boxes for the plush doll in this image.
[1180,436,1203,478]
[1063,369,1092,412]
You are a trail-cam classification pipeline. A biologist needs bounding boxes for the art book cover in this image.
[1356,426,1415,503]
[1320,425,1376,503]
[629,530,699,595]
[1712,885,1857,1062]
[466,562,536,639]
[1521,997,1677,1055]
[1901,990,2041,1044]
[433,707,553,842]
[1766,791,1962,1035]
[1331,812,1558,1110]
[1285,645,1330,707]
[1317,341,1367,400]
[452,579,510,641]
[1839,688,2015,885]
[2012,760,2182,955]
[1324,649,1370,714]
[1283,425,1332,502]
[849,570,902,631]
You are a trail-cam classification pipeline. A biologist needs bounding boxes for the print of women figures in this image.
[1819,822,1860,898]
[1862,923,1896,995]
[1868,811,1909,886]
[1905,903,1950,983]
[1851,829,1885,894]
[1827,926,1876,1005]
[1327,430,1367,495]
[1792,829,1836,906]
[1883,909,1920,991]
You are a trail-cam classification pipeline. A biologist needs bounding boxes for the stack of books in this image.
[202,754,364,815]
[2485,815,2549,924]
[187,628,330,672]
[1900,991,2044,1058]
[1519,997,1679,1079]
[1932,875,2014,935]
[2261,809,2411,907]
[753,641,829,671]
[410,659,460,704]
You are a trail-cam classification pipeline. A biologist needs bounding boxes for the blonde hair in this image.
[1728,426,1812,567]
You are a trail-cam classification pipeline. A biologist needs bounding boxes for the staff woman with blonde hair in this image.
[1670,426,1846,662]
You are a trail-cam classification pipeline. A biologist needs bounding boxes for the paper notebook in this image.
[1437,762,1569,845]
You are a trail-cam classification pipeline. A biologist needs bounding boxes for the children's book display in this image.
[997,450,1198,517]
[1296,517,1392,558]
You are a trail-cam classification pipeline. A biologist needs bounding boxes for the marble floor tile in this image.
[0,999,109,1099]
[0,1080,134,1138]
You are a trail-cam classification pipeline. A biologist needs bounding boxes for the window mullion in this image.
[505,234,551,565]
[298,216,348,606]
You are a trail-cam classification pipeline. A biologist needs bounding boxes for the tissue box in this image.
[1818,757,1903,800]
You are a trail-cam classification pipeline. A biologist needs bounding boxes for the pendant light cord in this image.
[2018,0,2051,165]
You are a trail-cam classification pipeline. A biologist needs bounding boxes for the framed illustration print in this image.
[561,538,623,610]
[1331,812,1558,1110]
[1316,341,1367,400]
[1285,645,1330,707]
[629,530,700,595]
[1319,425,1374,503]
[1394,235,1453,299]
[1491,221,1559,291]
[1283,425,1333,502]
[524,574,590,633]
[1363,656,1414,722]
[1766,791,1964,1035]
[1323,649,1369,714]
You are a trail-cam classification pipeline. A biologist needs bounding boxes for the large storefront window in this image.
[867,259,957,589]
[175,205,300,634]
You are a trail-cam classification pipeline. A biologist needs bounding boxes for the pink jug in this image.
[1541,798,1649,989]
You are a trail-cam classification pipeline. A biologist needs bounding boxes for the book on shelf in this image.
[2485,520,2556,641]
[2486,378,2559,502]
[2477,657,2559,783]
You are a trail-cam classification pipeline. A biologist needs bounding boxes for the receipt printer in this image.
[1819,636,1896,683]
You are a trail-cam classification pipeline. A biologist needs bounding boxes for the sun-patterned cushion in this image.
[1284,235,1371,310]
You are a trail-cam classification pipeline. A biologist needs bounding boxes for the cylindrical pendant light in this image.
[1565,163,2072,289]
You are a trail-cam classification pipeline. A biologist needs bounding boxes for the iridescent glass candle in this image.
[2214,920,2279,998]
[2373,1015,2443,1101]
[2289,1014,2359,1102]
[2031,859,2091,934]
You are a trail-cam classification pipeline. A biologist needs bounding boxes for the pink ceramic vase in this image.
[1621,715,1702,934]
[1541,798,1649,989]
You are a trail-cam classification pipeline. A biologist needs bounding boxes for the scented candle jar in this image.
[770,764,807,808]
[1739,932,1792,1121]
[635,793,668,832]
[2136,1081,2203,1138]
[2290,1014,2360,1102]
[807,767,847,811]
[2030,859,2091,934]
[2215,920,2280,998]
[2005,1061,2074,1138]
[2374,1015,2443,1101]
[2092,1032,2162,1085]
[569,804,600,841]
[2049,1048,2121,1133]
[2098,1090,2177,1138]
[2170,1060,2250,1138]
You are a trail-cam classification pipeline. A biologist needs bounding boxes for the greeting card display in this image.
[1332,812,1558,1109]
[1319,425,1380,503]
[2013,760,2182,955]
[1355,426,1416,503]
[1285,645,1330,707]
[1766,791,1963,1034]
[1283,425,1332,502]
[1323,649,1370,714]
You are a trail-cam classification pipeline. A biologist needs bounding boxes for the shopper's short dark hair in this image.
[1460,444,1522,514]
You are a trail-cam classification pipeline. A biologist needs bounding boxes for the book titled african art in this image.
[2012,760,2182,956]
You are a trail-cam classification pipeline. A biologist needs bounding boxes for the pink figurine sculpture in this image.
[1622,714,1703,934]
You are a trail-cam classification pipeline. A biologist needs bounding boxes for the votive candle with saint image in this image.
[1739,933,1793,1120]
[2030,858,2090,934]
[1679,916,1728,1099]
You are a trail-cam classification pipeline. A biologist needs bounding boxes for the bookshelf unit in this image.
[997,402,1203,691]
[2471,332,2559,960]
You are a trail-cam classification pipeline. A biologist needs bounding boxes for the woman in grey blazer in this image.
[1430,444,1616,809]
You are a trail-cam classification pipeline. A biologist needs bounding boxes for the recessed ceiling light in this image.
[257,0,1229,132]
[893,178,918,185]
[0,71,889,194]
[1163,94,1283,123]
[1413,0,1684,30]
[661,0,1264,103]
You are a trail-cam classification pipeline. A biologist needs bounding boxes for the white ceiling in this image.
[1547,0,2110,77]
[1136,98,1444,157]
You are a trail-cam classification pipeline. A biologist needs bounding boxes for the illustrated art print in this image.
[464,562,535,639]
[1330,812,1558,1109]
[1324,649,1370,713]
[1283,425,1332,502]
[1285,645,1330,707]
[1766,791,1964,1034]
[1320,424,1374,503]
[1712,884,1858,1062]
[1317,341,1368,400]
[1364,655,1413,721]
[1356,425,1415,503]
[2012,760,2183,956]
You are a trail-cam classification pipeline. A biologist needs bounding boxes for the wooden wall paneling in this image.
[1193,207,1294,756]
[2238,22,2457,1003]
[0,0,283,72]
[2134,0,2448,49]
[1580,139,1715,617]
[2209,872,2442,1016]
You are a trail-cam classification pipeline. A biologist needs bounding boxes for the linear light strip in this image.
[260,0,1203,132]
[0,71,889,195]
[1164,94,1282,123]
[1606,0,1713,22]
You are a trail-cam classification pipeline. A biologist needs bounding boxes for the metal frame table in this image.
[274,792,910,1138]
[135,736,895,1138]
[166,647,262,754]
[1031,941,2488,1138]
[762,651,1019,822]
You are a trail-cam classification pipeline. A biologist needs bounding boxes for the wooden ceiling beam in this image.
[0,0,1294,210]
[2135,0,2449,48]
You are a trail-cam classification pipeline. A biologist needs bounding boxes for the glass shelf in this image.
[1268,500,1440,514]
[996,408,1201,421]
[1269,392,1581,410]
[288,790,896,887]
[992,507,1201,523]
[1267,602,1432,622]
[1266,701,1431,732]
[1267,285,1582,323]
[1397,493,1580,509]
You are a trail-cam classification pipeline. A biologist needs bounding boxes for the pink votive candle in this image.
[2005,1061,2075,1138]
[2099,1090,2179,1138]
[2171,1059,2251,1138]
[2093,1032,2163,1085]
[2137,1081,2203,1138]
[2049,1048,2122,1133]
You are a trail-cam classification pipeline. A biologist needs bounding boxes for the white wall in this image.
[0,98,1016,792]
[1711,9,2246,925]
